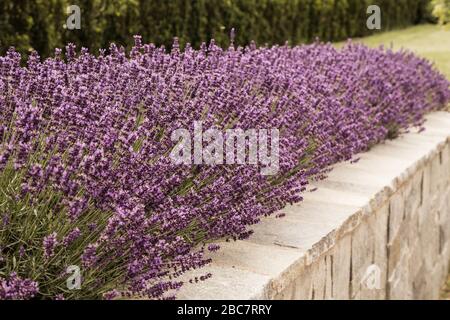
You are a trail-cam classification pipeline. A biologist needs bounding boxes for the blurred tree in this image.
[0,0,434,59]
[430,0,450,24]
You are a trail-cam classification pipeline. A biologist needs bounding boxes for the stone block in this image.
[350,213,386,300]
[418,207,440,272]
[419,166,431,217]
[403,171,422,220]
[408,239,423,280]
[387,223,409,284]
[388,246,413,300]
[430,154,443,200]
[310,257,327,300]
[371,205,389,299]
[292,267,313,300]
[440,144,450,186]
[388,192,405,245]
[331,235,352,300]
[412,265,429,300]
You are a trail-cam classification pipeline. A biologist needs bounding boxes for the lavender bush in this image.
[0,36,448,299]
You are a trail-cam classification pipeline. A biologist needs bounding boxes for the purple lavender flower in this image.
[19,246,25,258]
[81,244,98,268]
[103,289,120,300]
[43,232,58,260]
[207,244,220,252]
[0,273,39,300]
[1,213,9,227]
[62,228,81,247]
[54,294,65,300]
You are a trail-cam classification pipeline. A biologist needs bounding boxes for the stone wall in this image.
[177,111,450,300]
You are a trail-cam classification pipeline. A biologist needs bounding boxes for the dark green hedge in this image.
[0,0,432,58]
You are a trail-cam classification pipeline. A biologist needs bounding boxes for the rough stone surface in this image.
[177,112,450,300]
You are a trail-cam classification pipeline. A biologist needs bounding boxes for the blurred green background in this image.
[0,0,443,58]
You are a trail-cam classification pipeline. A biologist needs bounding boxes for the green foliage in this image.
[0,0,433,59]
[430,0,450,24]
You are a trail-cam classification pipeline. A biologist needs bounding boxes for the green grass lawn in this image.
[336,24,450,80]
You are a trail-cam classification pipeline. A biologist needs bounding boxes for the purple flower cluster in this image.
[0,273,38,300]
[43,232,58,260]
[0,36,448,299]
